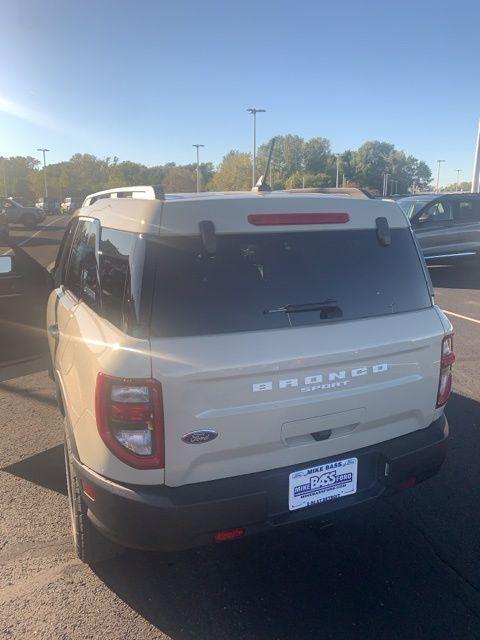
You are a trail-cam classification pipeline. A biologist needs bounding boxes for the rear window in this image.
[148,229,431,338]
[398,199,432,219]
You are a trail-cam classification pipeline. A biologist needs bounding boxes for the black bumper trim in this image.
[73,414,448,552]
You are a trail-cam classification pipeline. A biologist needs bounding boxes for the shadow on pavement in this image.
[429,264,480,290]
[0,380,57,407]
[2,444,67,495]
[90,392,480,640]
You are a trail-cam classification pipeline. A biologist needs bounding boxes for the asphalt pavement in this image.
[1,220,480,639]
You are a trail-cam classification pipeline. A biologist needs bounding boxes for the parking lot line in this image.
[0,216,63,256]
[444,309,480,325]
[17,215,64,247]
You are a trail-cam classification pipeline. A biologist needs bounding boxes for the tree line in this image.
[0,135,432,202]
[441,181,472,192]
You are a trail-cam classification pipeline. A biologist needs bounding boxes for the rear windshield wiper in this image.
[264,299,338,314]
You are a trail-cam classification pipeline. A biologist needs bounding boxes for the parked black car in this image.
[398,193,480,265]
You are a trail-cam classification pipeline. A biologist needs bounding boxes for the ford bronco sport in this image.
[47,185,453,563]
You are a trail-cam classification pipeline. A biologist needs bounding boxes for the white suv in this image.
[47,186,453,563]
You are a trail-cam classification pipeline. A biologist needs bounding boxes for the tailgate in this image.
[152,308,444,487]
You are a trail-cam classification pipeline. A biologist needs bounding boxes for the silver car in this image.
[0,198,46,228]
[398,193,480,265]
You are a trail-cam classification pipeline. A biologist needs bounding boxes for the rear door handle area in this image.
[48,323,59,339]
[281,408,366,447]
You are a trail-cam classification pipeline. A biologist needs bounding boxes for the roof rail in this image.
[286,187,374,200]
[82,185,164,207]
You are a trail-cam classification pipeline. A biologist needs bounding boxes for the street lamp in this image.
[382,172,391,196]
[192,144,205,193]
[246,108,266,187]
[436,159,445,193]
[1,159,7,197]
[456,169,463,191]
[336,155,341,188]
[37,148,50,201]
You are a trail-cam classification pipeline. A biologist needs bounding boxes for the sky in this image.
[1,0,479,186]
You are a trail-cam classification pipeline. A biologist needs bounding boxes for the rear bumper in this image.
[73,414,448,552]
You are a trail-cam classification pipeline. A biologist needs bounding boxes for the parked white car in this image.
[46,185,453,563]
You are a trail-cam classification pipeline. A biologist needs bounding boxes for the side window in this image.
[454,199,480,223]
[99,228,134,331]
[65,219,100,310]
[99,228,146,334]
[417,200,453,226]
[54,219,78,286]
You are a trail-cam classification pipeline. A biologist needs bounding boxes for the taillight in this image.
[436,334,455,407]
[95,373,164,469]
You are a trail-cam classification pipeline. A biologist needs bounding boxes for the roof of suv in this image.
[76,188,409,236]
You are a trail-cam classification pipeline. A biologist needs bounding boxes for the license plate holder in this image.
[289,457,358,511]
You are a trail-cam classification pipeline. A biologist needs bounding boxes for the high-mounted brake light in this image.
[248,213,350,226]
[436,334,455,407]
[95,373,164,469]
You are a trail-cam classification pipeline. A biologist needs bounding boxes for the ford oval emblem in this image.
[181,429,218,444]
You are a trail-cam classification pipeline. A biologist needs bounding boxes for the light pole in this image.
[472,119,480,193]
[37,148,50,201]
[336,155,341,188]
[436,159,445,193]
[456,169,462,191]
[1,159,7,197]
[382,172,391,196]
[247,108,266,187]
[192,144,204,193]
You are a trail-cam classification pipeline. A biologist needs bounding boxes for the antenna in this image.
[252,138,276,192]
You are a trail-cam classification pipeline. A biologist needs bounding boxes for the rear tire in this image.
[64,432,124,564]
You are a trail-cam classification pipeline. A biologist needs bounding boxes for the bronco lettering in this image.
[252,364,388,392]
